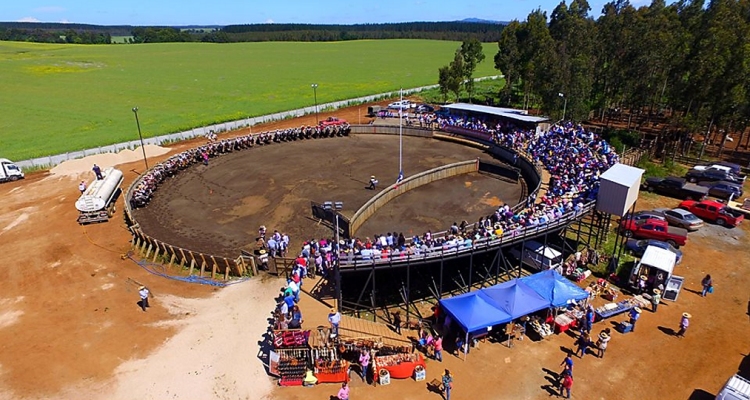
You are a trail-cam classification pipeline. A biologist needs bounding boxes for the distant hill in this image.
[460,18,508,25]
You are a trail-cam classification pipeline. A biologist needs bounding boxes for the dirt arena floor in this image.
[0,102,748,400]
[133,134,523,258]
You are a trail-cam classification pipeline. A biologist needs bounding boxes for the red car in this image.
[619,218,688,247]
[678,199,745,227]
[319,117,347,127]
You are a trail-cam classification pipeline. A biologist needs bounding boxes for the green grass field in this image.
[0,40,499,160]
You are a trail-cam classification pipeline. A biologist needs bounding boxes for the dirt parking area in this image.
[0,102,747,400]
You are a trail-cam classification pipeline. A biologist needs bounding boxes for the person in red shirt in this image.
[561,374,573,399]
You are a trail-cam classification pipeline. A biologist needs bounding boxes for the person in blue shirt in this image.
[629,307,642,331]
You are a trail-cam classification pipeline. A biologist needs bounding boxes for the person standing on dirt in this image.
[434,334,443,362]
[629,307,642,331]
[328,308,341,337]
[336,382,349,400]
[92,164,103,180]
[78,181,87,194]
[138,286,150,311]
[701,275,713,297]
[393,311,402,334]
[677,312,691,337]
[651,289,661,312]
[560,373,573,399]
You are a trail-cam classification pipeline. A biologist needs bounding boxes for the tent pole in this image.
[464,331,469,361]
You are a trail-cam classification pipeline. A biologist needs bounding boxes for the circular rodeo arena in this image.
[129,125,525,272]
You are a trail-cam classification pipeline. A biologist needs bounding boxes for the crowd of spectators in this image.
[331,121,618,265]
[129,123,350,208]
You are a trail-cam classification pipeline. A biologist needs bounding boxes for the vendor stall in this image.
[374,352,426,380]
[269,348,310,386]
[311,347,350,384]
[595,296,649,320]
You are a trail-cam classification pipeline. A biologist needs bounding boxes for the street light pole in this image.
[132,107,149,170]
[311,83,319,125]
[559,93,568,122]
[324,201,344,312]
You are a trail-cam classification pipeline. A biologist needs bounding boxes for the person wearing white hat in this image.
[651,289,661,312]
[629,307,642,332]
[368,175,377,190]
[677,313,691,337]
[138,286,150,311]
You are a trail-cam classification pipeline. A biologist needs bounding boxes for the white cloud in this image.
[59,19,71,24]
[17,17,40,23]
[34,6,65,13]
[265,19,274,23]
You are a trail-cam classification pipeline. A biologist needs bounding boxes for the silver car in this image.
[658,207,704,231]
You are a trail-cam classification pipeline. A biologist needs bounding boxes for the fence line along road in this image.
[14,75,503,170]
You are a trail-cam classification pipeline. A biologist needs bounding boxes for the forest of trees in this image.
[0,21,504,44]
[493,0,750,147]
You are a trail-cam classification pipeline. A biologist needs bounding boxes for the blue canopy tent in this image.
[520,270,589,307]
[480,279,550,319]
[439,291,512,360]
[439,291,513,333]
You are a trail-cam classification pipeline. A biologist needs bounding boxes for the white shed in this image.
[596,163,644,217]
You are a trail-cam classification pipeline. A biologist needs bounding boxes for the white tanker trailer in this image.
[76,167,123,224]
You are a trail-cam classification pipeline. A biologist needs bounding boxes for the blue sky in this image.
[6,0,650,26]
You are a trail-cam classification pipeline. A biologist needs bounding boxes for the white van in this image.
[509,240,563,273]
[716,374,750,400]
[629,245,683,300]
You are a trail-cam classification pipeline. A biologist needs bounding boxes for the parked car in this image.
[685,168,744,184]
[656,207,704,231]
[693,161,746,179]
[697,180,744,200]
[414,104,435,113]
[619,210,666,224]
[625,239,683,264]
[641,176,709,200]
[619,218,688,247]
[387,100,412,110]
[678,199,745,227]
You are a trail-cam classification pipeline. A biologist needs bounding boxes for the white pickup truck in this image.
[0,158,24,183]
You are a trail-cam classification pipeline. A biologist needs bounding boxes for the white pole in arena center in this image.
[399,88,403,176]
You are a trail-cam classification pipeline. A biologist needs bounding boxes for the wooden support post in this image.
[249,256,258,276]
[140,237,149,254]
[200,260,206,277]
[224,258,233,277]
[152,241,161,263]
[134,237,141,250]
[189,258,196,276]
[169,246,176,267]
[145,243,153,259]
[211,262,217,280]
[179,248,188,269]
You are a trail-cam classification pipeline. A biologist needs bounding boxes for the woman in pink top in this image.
[433,334,443,362]
[337,382,350,400]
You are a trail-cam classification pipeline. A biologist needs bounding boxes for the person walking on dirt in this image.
[676,313,691,337]
[561,373,573,399]
[575,332,590,358]
[560,353,574,378]
[92,164,103,180]
[393,311,402,335]
[138,286,150,311]
[368,175,377,190]
[78,181,87,194]
[442,369,453,400]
